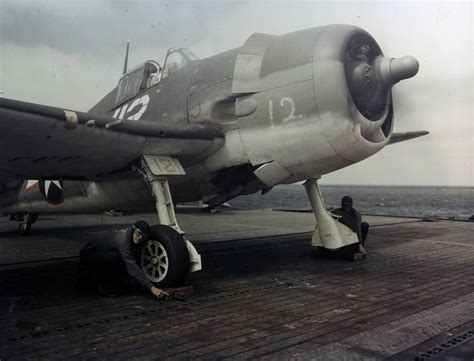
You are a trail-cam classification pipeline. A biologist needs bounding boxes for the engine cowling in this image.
[313,25,418,164]
[200,25,419,187]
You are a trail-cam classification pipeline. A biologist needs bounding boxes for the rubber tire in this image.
[138,225,190,288]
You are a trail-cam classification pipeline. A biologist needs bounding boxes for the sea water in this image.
[230,184,474,221]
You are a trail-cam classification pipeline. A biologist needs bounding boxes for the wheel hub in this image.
[140,239,169,283]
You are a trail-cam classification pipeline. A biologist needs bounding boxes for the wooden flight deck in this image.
[0,209,473,360]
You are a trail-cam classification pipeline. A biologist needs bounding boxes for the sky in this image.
[0,0,472,186]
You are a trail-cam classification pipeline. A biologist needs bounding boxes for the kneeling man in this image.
[332,196,369,259]
[77,220,168,299]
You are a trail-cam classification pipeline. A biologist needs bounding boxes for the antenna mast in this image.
[122,41,130,75]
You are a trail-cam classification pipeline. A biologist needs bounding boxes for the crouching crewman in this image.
[76,220,169,299]
[332,196,370,260]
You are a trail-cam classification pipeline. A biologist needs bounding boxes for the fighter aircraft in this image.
[0,25,427,286]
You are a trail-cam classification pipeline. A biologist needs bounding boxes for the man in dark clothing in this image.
[332,196,369,259]
[78,220,168,299]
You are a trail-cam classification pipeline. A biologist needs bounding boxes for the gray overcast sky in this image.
[0,0,472,186]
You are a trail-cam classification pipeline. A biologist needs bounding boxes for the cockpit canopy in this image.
[115,61,160,105]
[115,48,199,105]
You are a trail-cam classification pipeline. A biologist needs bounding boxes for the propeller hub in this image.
[374,55,419,86]
[346,42,419,121]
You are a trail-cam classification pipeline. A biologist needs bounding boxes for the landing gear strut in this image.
[18,213,38,236]
[138,156,201,287]
[304,178,358,252]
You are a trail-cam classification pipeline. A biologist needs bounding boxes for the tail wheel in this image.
[138,225,190,287]
[18,213,38,236]
[18,222,31,236]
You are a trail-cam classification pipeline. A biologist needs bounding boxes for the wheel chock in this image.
[350,252,367,261]
[163,286,193,301]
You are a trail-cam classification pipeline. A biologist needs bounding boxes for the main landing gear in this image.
[137,156,202,287]
[304,178,359,253]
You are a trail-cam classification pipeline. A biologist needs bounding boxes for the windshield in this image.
[162,48,199,79]
[182,49,199,61]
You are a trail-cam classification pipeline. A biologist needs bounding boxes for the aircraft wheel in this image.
[18,222,31,236]
[138,225,190,287]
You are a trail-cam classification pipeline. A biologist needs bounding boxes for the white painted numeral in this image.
[143,155,186,176]
[111,94,150,121]
[127,94,150,120]
[268,96,303,125]
[281,97,297,122]
[269,100,274,122]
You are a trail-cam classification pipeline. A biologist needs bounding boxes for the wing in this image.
[388,131,429,145]
[0,98,224,180]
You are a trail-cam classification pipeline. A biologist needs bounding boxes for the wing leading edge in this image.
[0,98,224,180]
